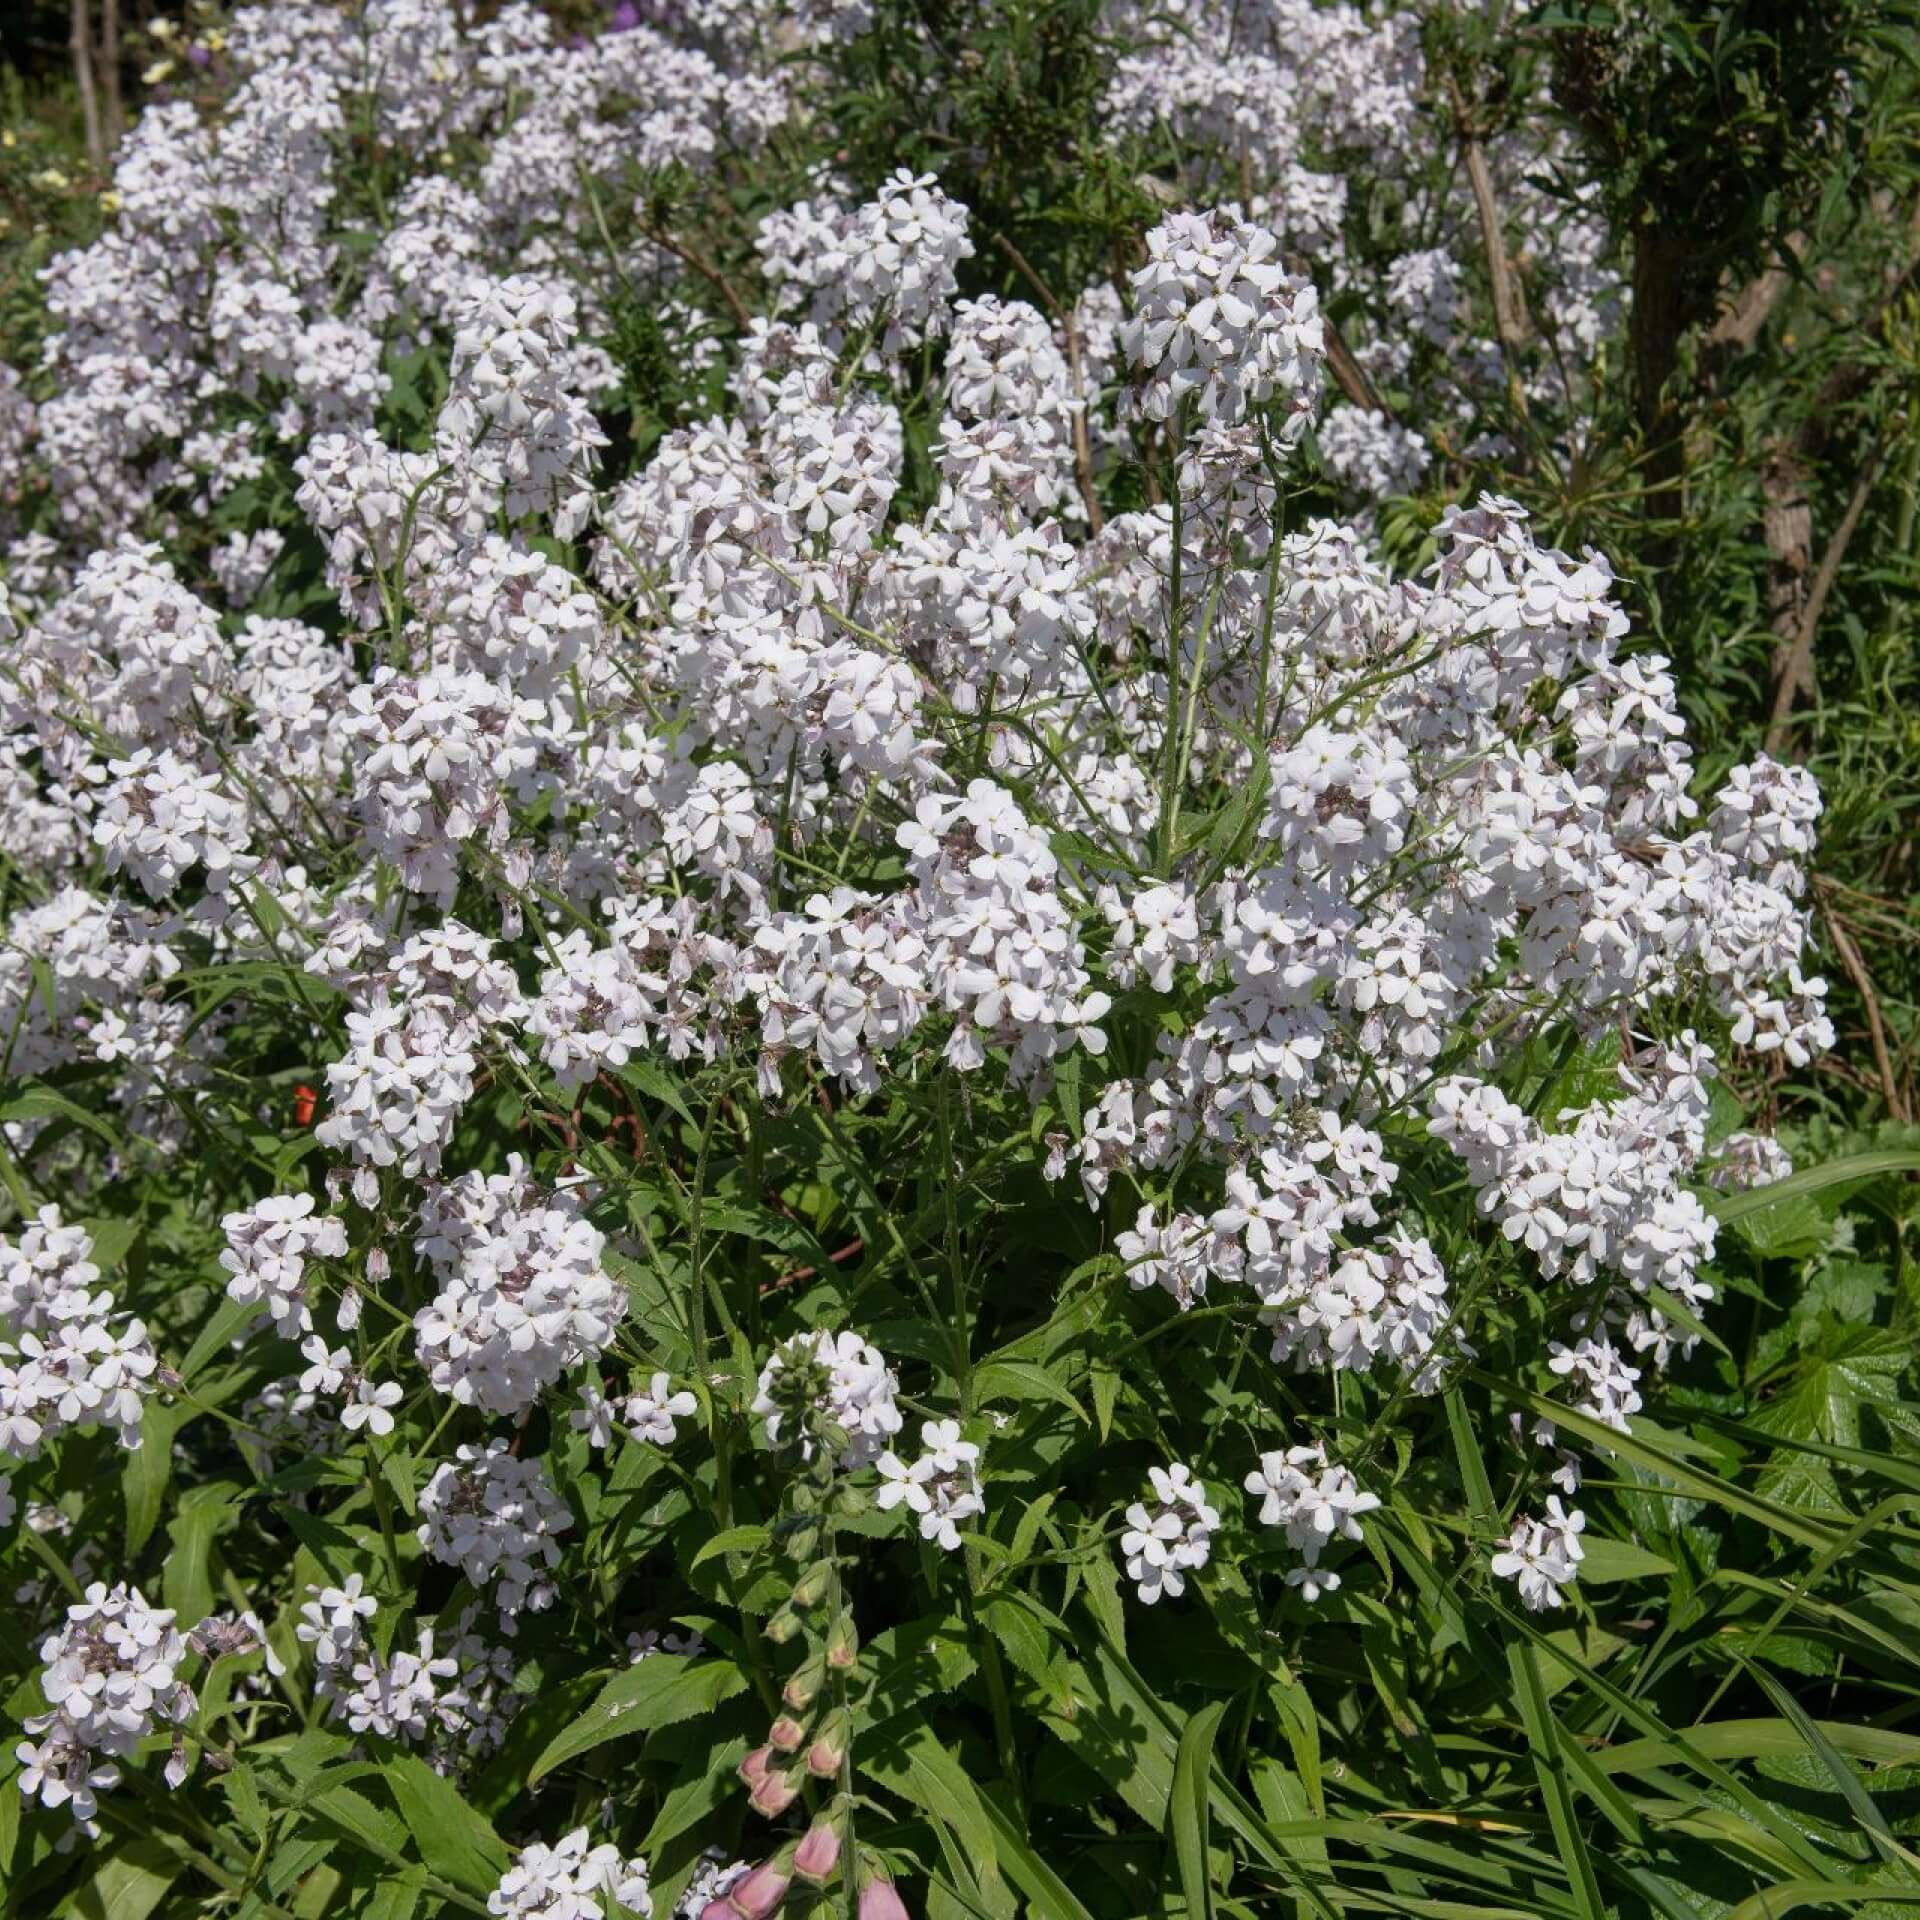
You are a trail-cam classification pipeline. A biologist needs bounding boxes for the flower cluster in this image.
[0,1208,156,1463]
[417,1440,573,1630]
[1120,1463,1221,1604]
[17,1584,195,1831]
[753,1330,904,1471]
[1491,1499,1588,1612]
[1244,1443,1381,1601]
[876,1420,985,1552]
[488,1828,653,1920]
[0,0,1846,1903]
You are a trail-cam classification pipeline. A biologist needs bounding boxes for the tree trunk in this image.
[1629,224,1691,560]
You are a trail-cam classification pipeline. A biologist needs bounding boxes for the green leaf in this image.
[0,1085,117,1147]
[382,1751,509,1894]
[1704,1148,1920,1223]
[690,1524,771,1570]
[528,1655,747,1782]
[162,1486,238,1628]
[122,1400,185,1554]
[63,1836,179,1920]
[1167,1699,1227,1920]
[1748,1327,1912,1449]
[1573,1536,1676,1584]
[972,1360,1086,1422]
[980,1593,1071,1712]
[619,1058,697,1128]
[866,1720,1015,1920]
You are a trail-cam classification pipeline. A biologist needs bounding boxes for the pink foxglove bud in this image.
[806,1706,850,1778]
[793,1814,844,1886]
[749,1766,801,1817]
[858,1874,911,1920]
[826,1614,859,1669]
[729,1854,795,1920]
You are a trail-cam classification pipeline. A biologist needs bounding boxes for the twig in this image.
[761,1238,864,1297]
[1445,74,1529,358]
[1765,425,1894,752]
[992,232,1105,533]
[1279,249,1395,420]
[70,0,105,171]
[638,219,753,332]
[1708,231,1805,353]
[99,0,123,148]
[1817,883,1910,1123]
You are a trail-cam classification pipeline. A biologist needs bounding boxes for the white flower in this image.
[752,1328,903,1470]
[875,1419,985,1551]
[1243,1441,1379,1600]
[1120,1462,1219,1604]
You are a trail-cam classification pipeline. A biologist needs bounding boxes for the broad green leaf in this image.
[1573,1536,1676,1584]
[972,1359,1086,1421]
[63,1837,178,1920]
[382,1750,510,1894]
[122,1400,185,1554]
[528,1655,747,1782]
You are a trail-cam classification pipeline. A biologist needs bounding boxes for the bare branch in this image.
[992,232,1105,534]
[71,0,105,172]
[638,220,753,334]
[1708,232,1805,353]
[1818,882,1910,1123]
[1765,426,1893,753]
[1445,74,1529,357]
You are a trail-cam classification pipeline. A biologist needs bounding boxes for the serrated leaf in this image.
[981,1593,1071,1712]
[1749,1327,1912,1450]
[690,1524,770,1570]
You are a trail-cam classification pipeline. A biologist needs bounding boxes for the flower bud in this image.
[738,1744,774,1788]
[763,1605,802,1646]
[782,1648,826,1711]
[857,1873,911,1920]
[768,1714,808,1753]
[806,1706,849,1778]
[729,1850,796,1920]
[790,1559,832,1610]
[826,1613,859,1670]
[793,1803,849,1886]
[749,1765,801,1818]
